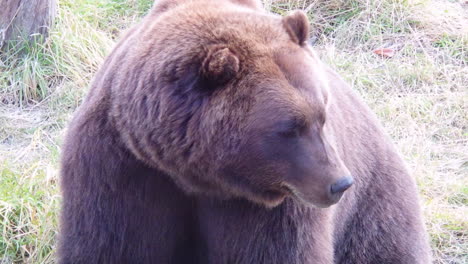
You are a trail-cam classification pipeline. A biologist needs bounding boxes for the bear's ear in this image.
[202,48,240,86]
[282,10,310,46]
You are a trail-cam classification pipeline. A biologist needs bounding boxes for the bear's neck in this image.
[194,197,334,263]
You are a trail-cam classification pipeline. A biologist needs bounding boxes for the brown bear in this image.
[58,0,431,263]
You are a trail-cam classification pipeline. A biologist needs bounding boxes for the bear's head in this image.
[112,0,353,208]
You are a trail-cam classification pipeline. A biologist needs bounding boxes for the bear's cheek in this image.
[242,127,352,208]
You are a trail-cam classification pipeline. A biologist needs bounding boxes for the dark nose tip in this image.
[330,176,354,194]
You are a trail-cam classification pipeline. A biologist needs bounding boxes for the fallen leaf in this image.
[373,48,395,58]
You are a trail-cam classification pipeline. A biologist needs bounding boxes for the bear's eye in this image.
[277,118,307,138]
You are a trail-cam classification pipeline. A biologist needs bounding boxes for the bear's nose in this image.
[330,176,354,195]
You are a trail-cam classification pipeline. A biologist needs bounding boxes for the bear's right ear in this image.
[282,10,310,46]
[202,48,240,86]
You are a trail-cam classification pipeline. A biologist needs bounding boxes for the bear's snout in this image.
[329,176,354,203]
[330,176,354,195]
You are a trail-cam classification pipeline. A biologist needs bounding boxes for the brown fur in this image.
[58,0,431,263]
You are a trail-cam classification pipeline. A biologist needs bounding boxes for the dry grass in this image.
[0,0,466,263]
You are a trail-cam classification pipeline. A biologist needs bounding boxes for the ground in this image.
[0,0,466,263]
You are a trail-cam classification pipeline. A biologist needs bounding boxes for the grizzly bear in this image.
[58,0,431,263]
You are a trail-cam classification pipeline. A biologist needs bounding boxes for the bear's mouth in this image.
[262,186,291,200]
[279,183,341,208]
[253,185,292,208]
[279,184,294,196]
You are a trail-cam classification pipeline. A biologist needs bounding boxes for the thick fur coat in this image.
[58,0,431,263]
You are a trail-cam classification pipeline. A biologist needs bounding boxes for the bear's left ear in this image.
[282,10,310,46]
[202,48,240,86]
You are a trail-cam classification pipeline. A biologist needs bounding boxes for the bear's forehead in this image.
[142,2,329,102]
[153,4,292,49]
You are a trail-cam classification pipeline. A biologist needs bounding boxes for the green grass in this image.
[0,0,467,263]
[0,162,59,263]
